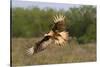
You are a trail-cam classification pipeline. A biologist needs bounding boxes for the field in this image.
[11,38,96,66]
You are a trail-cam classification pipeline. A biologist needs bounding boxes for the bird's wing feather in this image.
[52,15,66,32]
[26,15,67,55]
[34,37,51,53]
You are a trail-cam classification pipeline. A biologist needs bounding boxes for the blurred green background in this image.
[11,5,96,43]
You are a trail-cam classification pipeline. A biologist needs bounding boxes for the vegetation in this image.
[11,5,96,66]
[11,38,96,66]
[11,5,96,43]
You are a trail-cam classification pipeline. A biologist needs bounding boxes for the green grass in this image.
[11,38,96,66]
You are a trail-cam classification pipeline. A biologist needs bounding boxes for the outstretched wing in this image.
[27,14,67,55]
[52,14,66,32]
[34,36,53,54]
[27,36,53,55]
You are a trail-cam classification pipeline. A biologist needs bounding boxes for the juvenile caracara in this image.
[27,14,69,55]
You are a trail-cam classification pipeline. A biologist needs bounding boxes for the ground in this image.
[11,38,96,66]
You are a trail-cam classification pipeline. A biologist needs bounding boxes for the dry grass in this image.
[11,38,96,66]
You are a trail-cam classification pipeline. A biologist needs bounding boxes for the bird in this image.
[26,14,69,55]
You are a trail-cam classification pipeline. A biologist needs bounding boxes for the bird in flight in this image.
[27,14,69,55]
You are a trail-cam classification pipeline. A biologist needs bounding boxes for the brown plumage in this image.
[27,14,69,55]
